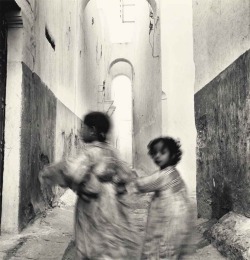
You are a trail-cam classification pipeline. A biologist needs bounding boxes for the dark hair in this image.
[83,112,111,142]
[147,137,182,166]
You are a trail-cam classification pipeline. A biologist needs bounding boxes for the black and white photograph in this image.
[0,0,249,259]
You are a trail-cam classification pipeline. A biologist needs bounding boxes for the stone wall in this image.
[195,50,250,219]
[19,63,81,230]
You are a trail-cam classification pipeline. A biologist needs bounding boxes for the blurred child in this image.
[39,112,139,260]
[134,137,193,260]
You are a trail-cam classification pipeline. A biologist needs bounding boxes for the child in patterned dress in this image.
[134,137,193,260]
[39,112,139,260]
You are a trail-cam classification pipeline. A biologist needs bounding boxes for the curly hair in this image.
[147,137,182,166]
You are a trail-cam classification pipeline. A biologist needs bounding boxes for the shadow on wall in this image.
[212,183,233,219]
[39,153,55,209]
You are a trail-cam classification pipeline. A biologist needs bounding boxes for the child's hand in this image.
[39,166,52,186]
[128,181,139,194]
[133,168,147,177]
[39,170,45,185]
[131,169,138,179]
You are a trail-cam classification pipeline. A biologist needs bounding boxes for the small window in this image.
[120,0,135,23]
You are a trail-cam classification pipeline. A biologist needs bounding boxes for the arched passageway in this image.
[111,75,133,165]
[81,0,162,172]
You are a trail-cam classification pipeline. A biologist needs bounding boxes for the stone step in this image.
[204,212,250,260]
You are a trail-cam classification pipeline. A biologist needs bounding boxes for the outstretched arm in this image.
[39,152,93,191]
[135,171,163,193]
[39,161,71,188]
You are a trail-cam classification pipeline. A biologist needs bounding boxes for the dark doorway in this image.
[0,6,7,230]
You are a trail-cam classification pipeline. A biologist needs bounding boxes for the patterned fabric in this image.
[136,167,194,260]
[40,141,140,260]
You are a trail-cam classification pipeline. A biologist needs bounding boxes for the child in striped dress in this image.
[135,137,193,260]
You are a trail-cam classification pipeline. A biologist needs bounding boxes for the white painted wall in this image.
[77,0,111,116]
[97,0,135,43]
[193,0,250,93]
[101,0,162,173]
[133,0,162,173]
[160,0,196,195]
[16,0,84,118]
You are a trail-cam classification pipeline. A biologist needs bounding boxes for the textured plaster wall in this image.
[193,0,250,219]
[19,63,56,229]
[19,64,82,230]
[195,50,250,219]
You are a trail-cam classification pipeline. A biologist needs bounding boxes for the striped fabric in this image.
[136,167,194,259]
[136,167,184,194]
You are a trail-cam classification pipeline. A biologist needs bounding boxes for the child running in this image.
[39,112,139,260]
[134,137,193,260]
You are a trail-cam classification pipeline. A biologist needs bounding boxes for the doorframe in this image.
[1,7,23,234]
[0,7,8,233]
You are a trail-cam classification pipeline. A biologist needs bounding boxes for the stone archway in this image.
[109,58,134,75]
[105,58,134,105]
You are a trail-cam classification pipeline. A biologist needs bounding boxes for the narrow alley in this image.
[0,0,250,259]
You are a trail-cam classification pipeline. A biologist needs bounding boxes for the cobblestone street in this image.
[0,191,225,260]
